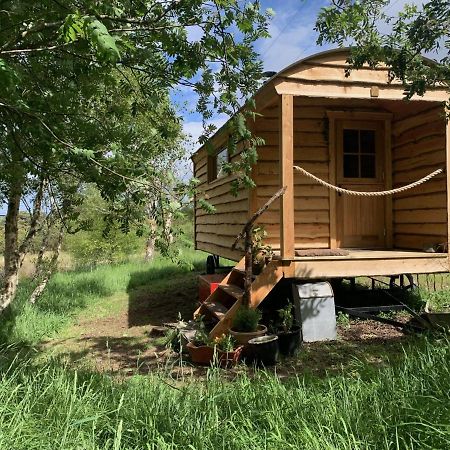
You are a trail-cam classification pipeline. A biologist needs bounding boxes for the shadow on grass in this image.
[46,335,172,374]
[37,329,419,380]
[126,264,201,328]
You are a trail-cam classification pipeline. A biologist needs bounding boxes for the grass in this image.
[0,248,205,347]
[1,251,450,449]
[0,336,450,449]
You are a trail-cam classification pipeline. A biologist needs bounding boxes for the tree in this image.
[0,1,272,312]
[316,0,450,107]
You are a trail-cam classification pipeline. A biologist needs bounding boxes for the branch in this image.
[0,42,70,56]
[231,186,286,250]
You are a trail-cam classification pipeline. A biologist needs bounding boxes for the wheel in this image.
[389,274,416,291]
[206,255,216,274]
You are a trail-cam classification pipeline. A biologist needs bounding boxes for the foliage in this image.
[277,303,294,333]
[193,315,211,346]
[64,186,145,267]
[425,290,450,312]
[336,311,351,328]
[251,226,273,259]
[232,306,261,332]
[213,333,238,352]
[0,0,272,310]
[164,315,186,353]
[316,0,450,109]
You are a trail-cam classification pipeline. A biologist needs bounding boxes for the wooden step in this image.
[203,300,229,320]
[232,268,257,280]
[218,284,244,300]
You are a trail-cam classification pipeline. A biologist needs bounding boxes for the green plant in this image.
[251,226,273,260]
[425,290,450,312]
[164,315,186,352]
[277,304,294,333]
[193,315,211,346]
[336,312,351,328]
[231,307,262,333]
[214,334,237,352]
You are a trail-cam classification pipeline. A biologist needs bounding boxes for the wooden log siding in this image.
[392,105,448,250]
[194,147,249,260]
[253,101,331,249]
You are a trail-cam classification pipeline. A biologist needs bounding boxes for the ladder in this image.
[195,257,285,338]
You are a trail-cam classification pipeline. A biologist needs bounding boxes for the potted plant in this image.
[230,306,267,345]
[275,303,302,356]
[213,334,244,368]
[251,226,274,275]
[186,316,215,364]
[424,292,450,329]
[248,334,279,366]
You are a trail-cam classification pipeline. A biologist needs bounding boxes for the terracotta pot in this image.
[230,324,267,345]
[186,342,214,365]
[217,346,244,368]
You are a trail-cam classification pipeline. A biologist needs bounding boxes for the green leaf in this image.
[84,18,121,63]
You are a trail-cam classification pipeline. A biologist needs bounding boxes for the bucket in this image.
[248,335,279,366]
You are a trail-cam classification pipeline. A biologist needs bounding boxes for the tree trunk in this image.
[0,177,46,313]
[165,211,174,244]
[0,180,23,313]
[34,221,52,279]
[145,221,156,262]
[231,186,287,309]
[243,228,253,308]
[30,226,64,305]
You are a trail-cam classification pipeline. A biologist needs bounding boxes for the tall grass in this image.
[0,337,449,449]
[0,249,205,346]
[2,250,450,448]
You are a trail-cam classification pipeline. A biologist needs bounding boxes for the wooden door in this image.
[336,120,386,248]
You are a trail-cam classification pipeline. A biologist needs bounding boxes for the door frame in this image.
[327,110,393,249]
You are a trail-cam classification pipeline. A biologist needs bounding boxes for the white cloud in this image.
[183,114,228,154]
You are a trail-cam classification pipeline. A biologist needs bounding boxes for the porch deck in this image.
[274,249,448,279]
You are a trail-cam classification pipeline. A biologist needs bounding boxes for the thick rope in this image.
[293,166,444,197]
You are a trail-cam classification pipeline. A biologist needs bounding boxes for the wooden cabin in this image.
[192,48,450,337]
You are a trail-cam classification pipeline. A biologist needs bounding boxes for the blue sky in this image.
[178,0,330,155]
[177,0,426,159]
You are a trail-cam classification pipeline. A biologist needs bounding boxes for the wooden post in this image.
[446,113,450,272]
[328,114,337,248]
[279,94,295,259]
[384,118,393,248]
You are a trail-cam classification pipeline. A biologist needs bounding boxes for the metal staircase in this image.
[194,257,285,338]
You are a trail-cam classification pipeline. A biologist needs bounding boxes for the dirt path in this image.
[44,273,414,379]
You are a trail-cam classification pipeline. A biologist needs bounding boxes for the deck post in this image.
[446,112,450,272]
[279,94,295,260]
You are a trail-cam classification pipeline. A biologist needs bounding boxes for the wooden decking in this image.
[275,249,448,279]
[195,249,448,338]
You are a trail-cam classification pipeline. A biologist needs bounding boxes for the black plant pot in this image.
[277,326,301,356]
[248,335,279,366]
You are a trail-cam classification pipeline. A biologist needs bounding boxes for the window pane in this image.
[343,129,359,153]
[344,155,359,178]
[216,148,228,178]
[360,130,375,154]
[361,155,376,178]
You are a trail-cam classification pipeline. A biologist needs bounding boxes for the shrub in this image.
[232,307,261,332]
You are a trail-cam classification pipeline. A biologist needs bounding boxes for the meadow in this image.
[1,249,450,449]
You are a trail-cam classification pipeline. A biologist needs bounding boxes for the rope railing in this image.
[293,166,444,197]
